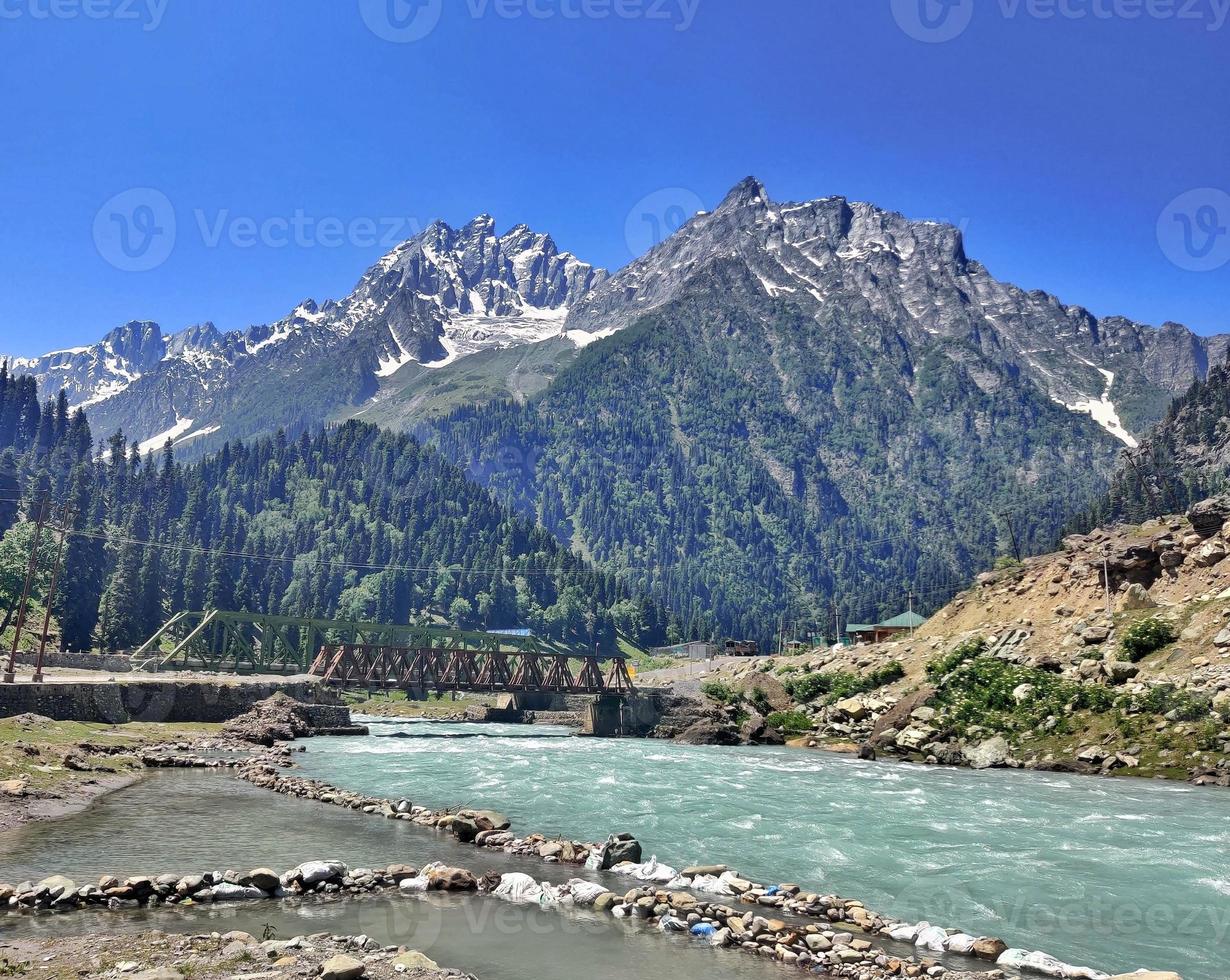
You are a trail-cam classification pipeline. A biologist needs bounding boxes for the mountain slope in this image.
[5,217,606,458]
[1087,353,1230,525]
[429,256,1124,645]
[0,368,674,653]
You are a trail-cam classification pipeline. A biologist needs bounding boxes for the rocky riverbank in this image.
[0,929,471,980]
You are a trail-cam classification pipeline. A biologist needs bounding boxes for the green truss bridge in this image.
[132,610,635,696]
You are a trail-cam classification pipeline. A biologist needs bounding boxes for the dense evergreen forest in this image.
[0,364,677,653]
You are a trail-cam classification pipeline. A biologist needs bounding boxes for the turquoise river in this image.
[294,717,1230,980]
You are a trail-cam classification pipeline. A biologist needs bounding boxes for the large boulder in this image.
[426,866,477,891]
[599,835,642,870]
[1187,496,1230,537]
[964,736,1012,770]
[318,954,365,980]
[1117,583,1157,611]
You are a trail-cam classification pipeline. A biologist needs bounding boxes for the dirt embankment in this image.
[645,498,1230,782]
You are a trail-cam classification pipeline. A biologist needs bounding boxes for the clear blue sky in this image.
[1,0,1227,357]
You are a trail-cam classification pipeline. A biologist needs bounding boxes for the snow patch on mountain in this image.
[137,416,195,454]
[1055,369,1139,448]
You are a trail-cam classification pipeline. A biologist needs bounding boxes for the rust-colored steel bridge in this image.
[310,643,636,696]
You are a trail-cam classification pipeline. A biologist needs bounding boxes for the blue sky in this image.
[1,0,1227,356]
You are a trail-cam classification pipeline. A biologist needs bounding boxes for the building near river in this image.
[651,641,718,660]
[845,611,925,645]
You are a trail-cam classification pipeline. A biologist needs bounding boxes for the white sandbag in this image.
[998,950,1030,969]
[537,882,566,908]
[944,933,977,954]
[687,874,736,896]
[1063,969,1109,980]
[1020,951,1084,978]
[398,876,429,893]
[611,904,628,918]
[493,873,544,904]
[566,879,610,906]
[887,921,924,942]
[658,915,688,932]
[609,856,678,883]
[915,925,949,951]
[665,875,693,890]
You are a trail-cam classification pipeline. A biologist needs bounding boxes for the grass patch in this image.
[766,710,813,735]
[926,637,987,682]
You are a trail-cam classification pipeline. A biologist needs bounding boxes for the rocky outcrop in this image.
[221,693,366,746]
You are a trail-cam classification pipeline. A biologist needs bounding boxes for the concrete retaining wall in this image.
[9,650,133,673]
[0,679,336,724]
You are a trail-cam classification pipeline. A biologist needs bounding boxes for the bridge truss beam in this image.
[132,611,543,675]
[311,644,636,696]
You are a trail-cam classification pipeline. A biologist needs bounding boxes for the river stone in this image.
[36,875,76,900]
[211,882,266,901]
[318,954,365,980]
[130,970,182,980]
[426,866,476,891]
[390,951,438,971]
[472,810,510,831]
[245,869,280,892]
[964,736,1011,770]
[296,861,347,886]
[175,875,206,895]
[972,937,1008,960]
[600,837,643,869]
[451,817,481,843]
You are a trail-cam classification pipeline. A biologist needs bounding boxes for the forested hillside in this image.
[0,364,675,653]
[430,260,1117,646]
[1082,353,1230,527]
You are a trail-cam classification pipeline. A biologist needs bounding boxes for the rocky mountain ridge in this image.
[5,216,606,456]
[8,178,1226,460]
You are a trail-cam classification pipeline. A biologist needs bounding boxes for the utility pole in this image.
[32,504,73,683]
[1000,511,1022,563]
[908,589,916,637]
[1102,545,1113,617]
[3,497,49,684]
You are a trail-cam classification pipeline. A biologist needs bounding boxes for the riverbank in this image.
[0,713,224,832]
[0,929,472,980]
[4,737,1135,980]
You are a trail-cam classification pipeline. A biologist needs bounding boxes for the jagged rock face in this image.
[568,177,1227,445]
[6,178,1225,460]
[4,217,605,457]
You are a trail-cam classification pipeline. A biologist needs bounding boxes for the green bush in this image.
[1126,683,1214,721]
[783,662,905,705]
[926,637,988,682]
[766,710,813,735]
[1118,618,1178,663]
[701,681,740,705]
[935,659,1115,736]
[747,686,773,717]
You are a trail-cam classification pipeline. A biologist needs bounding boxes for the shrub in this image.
[783,662,905,705]
[1118,617,1178,663]
[926,637,987,682]
[1126,683,1214,721]
[701,681,740,705]
[935,659,1115,736]
[747,686,773,717]
[766,710,813,735]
